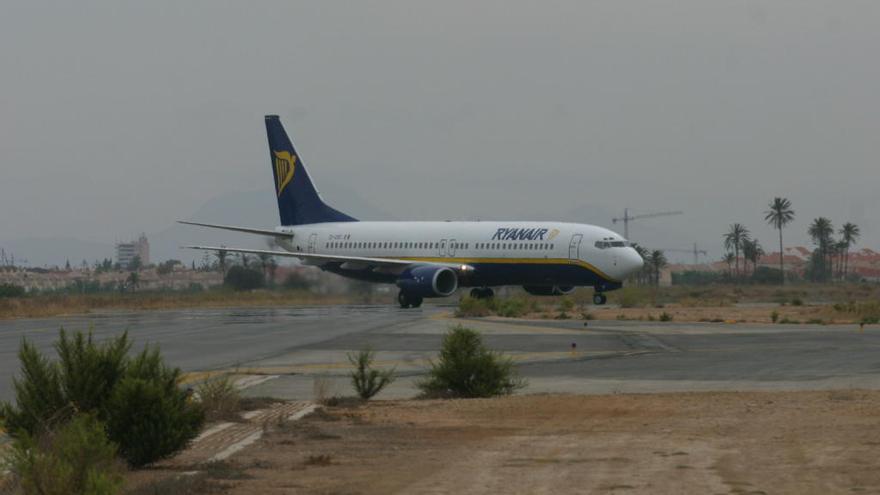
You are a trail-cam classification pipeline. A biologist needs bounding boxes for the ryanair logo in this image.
[272,150,297,196]
[491,227,550,241]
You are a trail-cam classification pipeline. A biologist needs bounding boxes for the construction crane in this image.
[612,208,683,239]
[661,243,708,265]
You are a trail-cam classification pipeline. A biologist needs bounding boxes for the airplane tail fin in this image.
[265,115,357,226]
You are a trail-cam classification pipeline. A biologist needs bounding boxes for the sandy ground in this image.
[164,391,880,495]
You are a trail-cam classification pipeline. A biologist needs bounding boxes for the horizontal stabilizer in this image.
[177,220,293,238]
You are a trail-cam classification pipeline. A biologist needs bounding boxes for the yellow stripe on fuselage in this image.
[386,256,619,283]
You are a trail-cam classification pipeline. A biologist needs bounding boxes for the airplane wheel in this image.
[593,293,607,305]
[470,288,495,299]
[410,296,423,308]
[398,291,411,309]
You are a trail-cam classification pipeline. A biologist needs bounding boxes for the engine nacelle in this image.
[397,265,458,297]
[522,285,576,296]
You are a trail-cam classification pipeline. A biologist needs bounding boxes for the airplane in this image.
[181,115,644,308]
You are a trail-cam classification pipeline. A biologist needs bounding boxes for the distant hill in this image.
[1,183,394,267]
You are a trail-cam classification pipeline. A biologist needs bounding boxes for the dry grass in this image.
[0,289,362,319]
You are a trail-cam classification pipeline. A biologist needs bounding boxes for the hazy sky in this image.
[2,1,878,262]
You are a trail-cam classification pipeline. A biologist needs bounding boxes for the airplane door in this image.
[307,233,318,253]
[568,234,583,263]
[449,239,457,257]
[438,239,447,257]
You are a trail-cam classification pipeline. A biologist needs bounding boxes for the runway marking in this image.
[193,422,234,442]
[210,431,263,462]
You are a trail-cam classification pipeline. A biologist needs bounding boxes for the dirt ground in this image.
[161,391,880,495]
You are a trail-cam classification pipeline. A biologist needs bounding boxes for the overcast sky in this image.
[1,1,878,262]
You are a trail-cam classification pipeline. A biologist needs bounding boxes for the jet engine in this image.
[397,265,458,297]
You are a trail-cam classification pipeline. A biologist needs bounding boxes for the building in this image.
[116,234,150,268]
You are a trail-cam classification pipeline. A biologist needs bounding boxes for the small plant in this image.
[779,317,801,324]
[806,318,826,325]
[791,297,804,306]
[197,374,241,422]
[861,316,879,325]
[455,296,495,317]
[3,414,124,495]
[771,310,779,323]
[348,349,395,400]
[558,297,575,313]
[417,325,525,398]
[581,311,595,320]
[659,312,673,322]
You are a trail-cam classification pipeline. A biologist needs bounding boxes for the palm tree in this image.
[649,250,667,286]
[764,197,795,284]
[723,224,750,279]
[808,218,834,282]
[723,252,736,280]
[840,222,860,280]
[742,239,764,277]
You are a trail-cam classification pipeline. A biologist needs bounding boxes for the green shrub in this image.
[862,316,880,325]
[223,265,265,291]
[0,329,129,436]
[348,349,395,400]
[282,272,312,290]
[197,374,241,422]
[3,414,124,495]
[0,330,204,468]
[771,310,779,323]
[791,297,804,306]
[455,296,495,317]
[417,326,525,398]
[105,347,204,467]
[0,283,25,298]
[659,312,673,322]
[496,298,530,318]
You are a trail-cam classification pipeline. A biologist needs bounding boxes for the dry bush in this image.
[197,374,241,422]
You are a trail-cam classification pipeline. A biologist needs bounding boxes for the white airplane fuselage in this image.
[274,220,642,291]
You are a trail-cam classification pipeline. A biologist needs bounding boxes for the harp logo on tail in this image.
[272,151,297,196]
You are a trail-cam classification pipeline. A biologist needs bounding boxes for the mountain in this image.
[2,182,394,267]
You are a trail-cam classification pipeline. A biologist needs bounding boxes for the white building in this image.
[116,234,149,268]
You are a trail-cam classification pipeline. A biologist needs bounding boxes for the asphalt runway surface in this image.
[1,305,879,402]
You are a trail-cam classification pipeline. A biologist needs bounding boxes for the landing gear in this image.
[470,287,495,299]
[398,291,423,309]
[592,293,607,305]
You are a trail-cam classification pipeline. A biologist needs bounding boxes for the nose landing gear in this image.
[592,293,607,305]
[398,290,423,309]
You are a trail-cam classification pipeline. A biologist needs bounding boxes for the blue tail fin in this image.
[265,115,357,226]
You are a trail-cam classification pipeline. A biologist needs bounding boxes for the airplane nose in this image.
[622,247,644,275]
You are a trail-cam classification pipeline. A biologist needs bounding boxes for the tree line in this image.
[724,197,860,284]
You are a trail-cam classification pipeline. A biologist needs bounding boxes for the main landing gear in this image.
[470,287,495,299]
[592,293,607,305]
[398,290,423,309]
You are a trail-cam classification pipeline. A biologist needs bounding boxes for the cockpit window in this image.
[595,239,630,249]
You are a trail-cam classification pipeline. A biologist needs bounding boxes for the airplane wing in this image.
[177,220,293,239]
[182,245,473,274]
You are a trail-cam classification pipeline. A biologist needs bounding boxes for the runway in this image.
[1,305,878,402]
